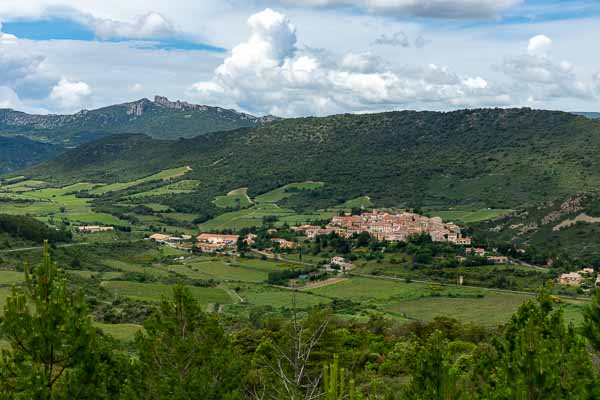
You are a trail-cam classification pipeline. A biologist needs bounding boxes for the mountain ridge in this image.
[0,95,280,146]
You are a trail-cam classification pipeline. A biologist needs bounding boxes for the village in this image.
[75,209,600,290]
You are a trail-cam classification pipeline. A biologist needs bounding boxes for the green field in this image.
[386,291,584,326]
[429,208,513,224]
[0,271,24,285]
[94,322,142,342]
[200,182,327,230]
[129,179,200,199]
[341,196,373,209]
[89,166,191,195]
[101,281,232,305]
[254,182,324,203]
[238,284,330,308]
[213,187,253,209]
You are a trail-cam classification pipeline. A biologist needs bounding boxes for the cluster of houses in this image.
[149,233,192,248]
[78,225,114,233]
[559,268,600,287]
[464,247,509,264]
[292,210,472,245]
[150,231,297,253]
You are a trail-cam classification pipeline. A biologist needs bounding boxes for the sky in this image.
[0,0,599,116]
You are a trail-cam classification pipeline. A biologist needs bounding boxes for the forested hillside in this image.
[0,137,63,174]
[23,107,600,210]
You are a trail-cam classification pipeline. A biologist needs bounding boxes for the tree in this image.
[250,308,330,400]
[0,241,109,399]
[123,284,243,400]
[582,288,600,352]
[402,331,472,400]
[481,289,595,399]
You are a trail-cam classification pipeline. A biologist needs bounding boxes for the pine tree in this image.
[582,288,600,352]
[123,284,243,400]
[0,241,101,399]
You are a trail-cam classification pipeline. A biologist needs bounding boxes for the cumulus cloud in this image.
[0,20,17,41]
[280,0,522,18]
[50,78,92,110]
[190,8,511,116]
[499,34,596,101]
[527,34,552,56]
[0,21,56,110]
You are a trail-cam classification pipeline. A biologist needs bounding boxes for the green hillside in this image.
[0,136,64,174]
[23,108,600,210]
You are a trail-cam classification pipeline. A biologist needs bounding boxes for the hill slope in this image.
[0,136,63,174]
[0,96,278,145]
[24,108,600,211]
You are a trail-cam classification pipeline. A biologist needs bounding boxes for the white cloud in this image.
[280,0,522,18]
[190,8,512,116]
[0,86,22,108]
[0,19,16,41]
[89,12,176,40]
[50,77,92,110]
[527,34,552,56]
[500,35,596,101]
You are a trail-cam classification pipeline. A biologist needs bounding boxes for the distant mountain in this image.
[0,136,64,174]
[572,112,600,119]
[24,108,600,211]
[0,96,279,145]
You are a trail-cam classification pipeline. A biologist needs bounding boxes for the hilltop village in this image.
[294,210,472,244]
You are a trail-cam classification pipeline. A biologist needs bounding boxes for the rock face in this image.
[154,96,208,112]
[126,99,153,117]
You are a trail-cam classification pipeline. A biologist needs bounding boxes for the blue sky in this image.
[0,0,598,115]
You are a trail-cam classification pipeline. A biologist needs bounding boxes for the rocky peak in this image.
[154,95,208,112]
[125,98,153,117]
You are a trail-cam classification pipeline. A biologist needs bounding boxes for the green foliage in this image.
[582,288,600,352]
[0,214,71,244]
[476,289,595,399]
[123,284,243,400]
[0,137,63,174]
[323,355,360,400]
[0,242,115,399]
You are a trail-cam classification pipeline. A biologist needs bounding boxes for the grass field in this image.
[199,203,334,231]
[309,277,483,301]
[128,179,200,199]
[255,182,324,203]
[0,271,24,285]
[213,187,254,209]
[237,284,330,308]
[429,208,513,224]
[386,292,531,325]
[101,281,232,305]
[88,166,191,195]
[94,322,142,342]
[341,196,373,209]
[386,292,585,326]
